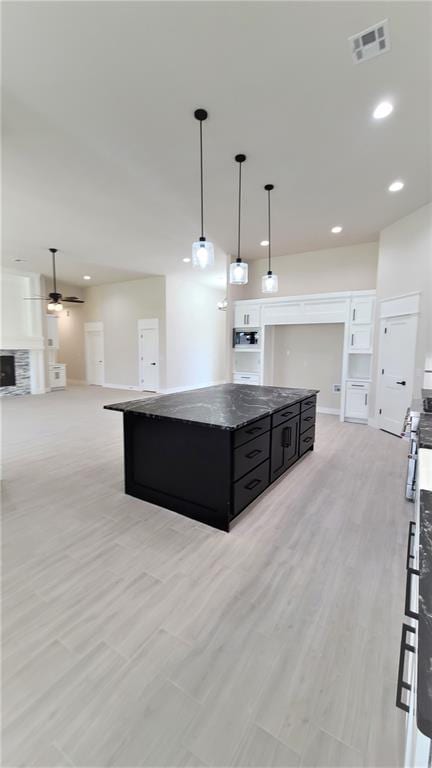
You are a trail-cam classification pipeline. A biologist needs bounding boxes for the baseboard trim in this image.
[103,383,145,392]
[159,380,226,395]
[68,379,87,385]
[317,406,339,416]
[368,417,379,429]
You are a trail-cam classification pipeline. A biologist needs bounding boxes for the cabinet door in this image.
[234,305,260,327]
[351,297,374,324]
[349,326,372,351]
[345,384,369,419]
[270,417,299,482]
[46,315,59,349]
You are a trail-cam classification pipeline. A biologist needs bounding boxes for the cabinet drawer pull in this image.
[244,477,261,491]
[281,410,294,418]
[406,521,416,570]
[353,308,356,321]
[364,394,368,406]
[303,436,313,443]
[246,426,262,435]
[396,623,416,712]
[245,448,262,459]
[351,333,354,346]
[405,566,419,620]
[282,426,292,447]
[304,415,314,422]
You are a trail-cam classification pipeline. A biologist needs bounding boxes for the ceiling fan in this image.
[25,248,85,311]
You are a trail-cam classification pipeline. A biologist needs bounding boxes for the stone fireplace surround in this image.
[0,350,31,397]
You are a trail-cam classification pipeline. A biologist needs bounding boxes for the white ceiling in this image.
[3,1,431,286]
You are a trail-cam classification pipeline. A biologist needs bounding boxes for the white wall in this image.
[271,323,344,411]
[54,281,86,381]
[374,203,432,404]
[165,275,227,392]
[230,242,378,301]
[84,277,166,389]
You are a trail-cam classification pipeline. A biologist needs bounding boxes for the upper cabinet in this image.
[349,325,373,352]
[234,304,261,328]
[350,296,375,325]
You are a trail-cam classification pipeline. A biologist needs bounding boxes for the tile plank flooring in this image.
[2,385,410,767]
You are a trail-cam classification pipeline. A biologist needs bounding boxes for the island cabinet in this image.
[106,384,317,532]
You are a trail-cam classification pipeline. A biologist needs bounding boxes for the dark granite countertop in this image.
[419,413,432,450]
[422,388,432,414]
[104,384,319,430]
[418,489,432,739]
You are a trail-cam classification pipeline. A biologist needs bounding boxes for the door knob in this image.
[396,380,406,386]
[150,362,156,366]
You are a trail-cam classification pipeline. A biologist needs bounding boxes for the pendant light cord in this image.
[199,119,204,239]
[267,188,272,273]
[237,160,242,261]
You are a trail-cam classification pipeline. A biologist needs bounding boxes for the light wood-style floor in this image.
[2,385,411,767]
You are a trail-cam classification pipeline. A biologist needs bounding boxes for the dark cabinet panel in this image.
[234,432,270,481]
[301,396,317,411]
[272,402,300,427]
[270,416,299,481]
[234,415,271,448]
[299,425,315,455]
[300,406,316,434]
[232,460,270,519]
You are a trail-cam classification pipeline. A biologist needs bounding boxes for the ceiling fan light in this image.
[262,271,278,294]
[192,239,214,269]
[229,259,248,285]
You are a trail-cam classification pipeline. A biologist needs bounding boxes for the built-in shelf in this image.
[233,347,261,352]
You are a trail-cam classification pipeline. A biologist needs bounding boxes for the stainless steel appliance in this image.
[403,407,420,501]
[233,329,259,347]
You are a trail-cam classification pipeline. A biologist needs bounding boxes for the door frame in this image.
[84,321,104,386]
[138,318,159,392]
[375,292,420,430]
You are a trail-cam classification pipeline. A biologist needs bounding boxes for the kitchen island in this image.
[105,384,318,531]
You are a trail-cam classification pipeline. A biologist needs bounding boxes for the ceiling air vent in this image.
[349,19,390,64]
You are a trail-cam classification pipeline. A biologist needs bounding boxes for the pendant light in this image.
[192,109,214,269]
[229,154,248,285]
[261,184,279,293]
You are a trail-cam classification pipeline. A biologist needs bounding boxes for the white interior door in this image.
[85,329,104,386]
[377,314,418,435]
[139,320,159,391]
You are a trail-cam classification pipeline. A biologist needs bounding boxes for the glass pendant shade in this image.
[261,271,278,293]
[229,259,248,285]
[48,302,63,311]
[192,239,214,269]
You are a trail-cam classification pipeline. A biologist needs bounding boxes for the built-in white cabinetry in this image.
[350,296,375,325]
[345,381,369,422]
[49,363,66,389]
[46,315,59,350]
[349,325,373,352]
[234,304,261,328]
[232,290,376,420]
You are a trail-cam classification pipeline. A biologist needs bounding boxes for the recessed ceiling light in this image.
[83,275,91,280]
[331,226,343,234]
[373,101,393,120]
[388,180,404,192]
[260,240,269,246]
[182,257,191,263]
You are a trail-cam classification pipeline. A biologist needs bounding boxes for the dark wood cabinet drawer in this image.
[272,403,300,428]
[301,396,316,411]
[299,425,315,455]
[232,460,269,519]
[300,406,316,434]
[234,431,270,481]
[234,415,271,448]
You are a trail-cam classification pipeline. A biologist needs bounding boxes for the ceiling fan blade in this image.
[63,297,85,303]
[24,297,50,300]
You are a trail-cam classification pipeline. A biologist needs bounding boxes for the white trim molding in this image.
[379,292,420,319]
